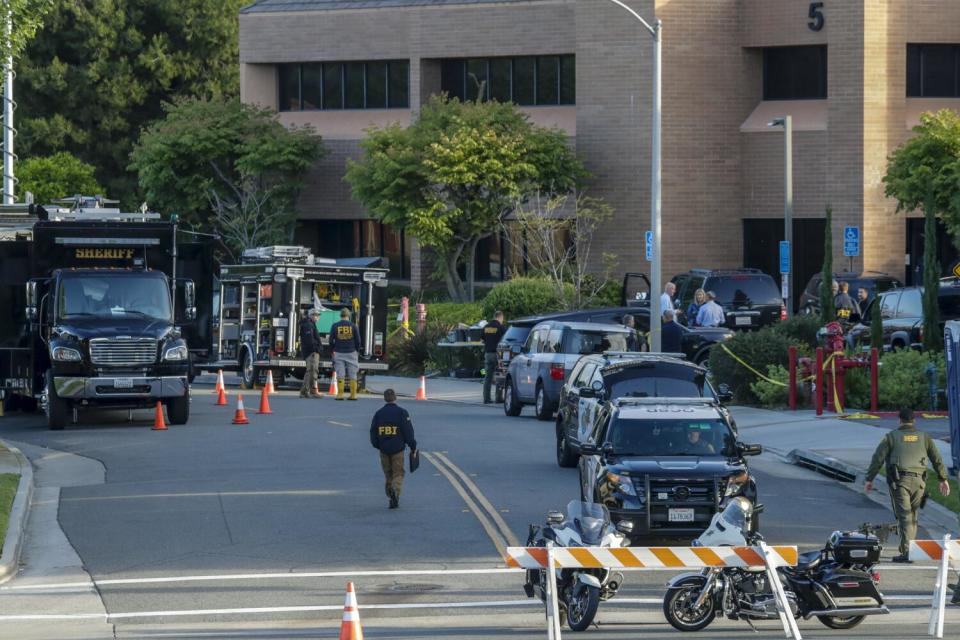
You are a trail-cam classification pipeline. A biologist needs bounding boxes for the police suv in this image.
[577,398,761,538]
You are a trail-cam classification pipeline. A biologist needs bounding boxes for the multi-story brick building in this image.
[239,0,960,304]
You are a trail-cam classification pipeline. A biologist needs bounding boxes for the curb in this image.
[0,443,33,584]
[783,447,957,539]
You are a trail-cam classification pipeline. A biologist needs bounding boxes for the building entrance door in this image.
[905,218,958,286]
[742,218,825,313]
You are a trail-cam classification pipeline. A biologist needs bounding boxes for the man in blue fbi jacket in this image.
[370,389,417,509]
[331,308,362,400]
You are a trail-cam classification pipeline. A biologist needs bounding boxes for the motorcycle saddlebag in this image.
[826,531,881,565]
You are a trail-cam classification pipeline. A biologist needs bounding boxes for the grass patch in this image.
[0,473,20,554]
[925,473,960,515]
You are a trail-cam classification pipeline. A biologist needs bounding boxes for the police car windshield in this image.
[59,274,172,322]
[606,418,734,457]
[604,366,715,400]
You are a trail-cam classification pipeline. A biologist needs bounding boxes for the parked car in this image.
[671,269,785,330]
[502,321,639,420]
[847,281,960,350]
[577,397,761,537]
[554,352,733,468]
[799,271,901,317]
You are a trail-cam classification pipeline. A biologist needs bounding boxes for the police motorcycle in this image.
[663,497,889,632]
[523,501,634,631]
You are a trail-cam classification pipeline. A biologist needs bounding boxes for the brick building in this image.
[239,0,960,303]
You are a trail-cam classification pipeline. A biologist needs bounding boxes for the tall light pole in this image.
[2,10,13,204]
[606,0,663,351]
[768,116,793,317]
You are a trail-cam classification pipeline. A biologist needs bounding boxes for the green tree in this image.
[1,0,54,61]
[922,189,944,351]
[16,0,246,204]
[346,96,585,302]
[820,206,835,325]
[130,98,324,256]
[870,289,884,351]
[17,151,102,203]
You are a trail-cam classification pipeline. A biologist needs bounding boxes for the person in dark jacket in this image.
[299,308,322,398]
[834,281,860,324]
[370,389,417,508]
[660,309,684,354]
[330,308,363,400]
[482,311,506,404]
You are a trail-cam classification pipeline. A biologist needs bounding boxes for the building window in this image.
[908,44,960,97]
[439,55,575,106]
[278,61,410,111]
[306,220,410,279]
[762,46,828,100]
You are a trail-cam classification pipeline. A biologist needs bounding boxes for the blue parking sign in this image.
[645,231,653,262]
[843,226,860,257]
[779,241,790,274]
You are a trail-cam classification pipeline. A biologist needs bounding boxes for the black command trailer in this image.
[0,199,213,429]
[206,246,389,389]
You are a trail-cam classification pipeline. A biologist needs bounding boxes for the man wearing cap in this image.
[865,408,951,563]
[695,291,726,328]
[330,308,362,400]
[299,308,322,398]
[370,388,417,509]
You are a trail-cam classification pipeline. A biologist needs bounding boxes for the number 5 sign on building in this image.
[809,2,825,32]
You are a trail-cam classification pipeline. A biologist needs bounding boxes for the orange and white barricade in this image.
[910,535,959,638]
[506,543,800,640]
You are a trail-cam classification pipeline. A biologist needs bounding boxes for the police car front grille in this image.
[648,479,717,504]
[90,339,157,366]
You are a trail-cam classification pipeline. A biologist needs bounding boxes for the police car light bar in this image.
[613,397,718,406]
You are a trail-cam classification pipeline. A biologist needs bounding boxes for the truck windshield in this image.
[606,418,735,457]
[59,275,171,321]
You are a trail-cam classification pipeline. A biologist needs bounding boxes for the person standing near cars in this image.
[660,309,684,353]
[834,281,860,323]
[482,311,506,404]
[331,308,362,401]
[864,408,951,562]
[623,314,648,352]
[299,308,322,398]
[696,291,726,328]
[370,389,417,509]
[686,288,707,327]
[661,282,676,314]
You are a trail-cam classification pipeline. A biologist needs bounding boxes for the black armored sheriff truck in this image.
[0,198,214,429]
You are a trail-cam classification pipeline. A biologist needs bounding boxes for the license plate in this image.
[113,378,134,389]
[668,508,695,523]
[735,316,752,326]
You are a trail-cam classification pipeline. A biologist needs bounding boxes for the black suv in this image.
[555,353,733,468]
[577,398,761,537]
[671,269,785,330]
[847,281,960,350]
[799,272,901,317]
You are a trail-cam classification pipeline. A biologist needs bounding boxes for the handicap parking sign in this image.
[645,231,653,262]
[843,226,860,257]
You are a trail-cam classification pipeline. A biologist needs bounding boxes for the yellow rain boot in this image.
[336,379,345,401]
[348,379,358,401]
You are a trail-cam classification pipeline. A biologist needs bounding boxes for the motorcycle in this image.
[663,497,889,632]
[523,501,634,631]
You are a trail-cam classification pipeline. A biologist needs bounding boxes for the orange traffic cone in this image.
[338,582,364,640]
[152,401,167,431]
[265,370,276,394]
[213,369,225,395]
[415,376,427,400]
[216,386,228,406]
[232,394,250,425]
[328,372,339,396]
[257,386,272,415]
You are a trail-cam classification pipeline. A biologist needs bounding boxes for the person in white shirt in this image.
[660,282,676,313]
[696,291,726,328]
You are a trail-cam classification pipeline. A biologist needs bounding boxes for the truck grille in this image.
[648,478,719,505]
[89,339,157,366]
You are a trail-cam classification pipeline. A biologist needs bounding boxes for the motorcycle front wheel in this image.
[566,583,600,631]
[817,614,865,630]
[663,578,717,632]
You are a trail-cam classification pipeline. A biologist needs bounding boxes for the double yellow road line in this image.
[422,451,519,557]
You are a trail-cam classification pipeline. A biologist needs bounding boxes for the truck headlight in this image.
[163,345,189,362]
[724,471,750,497]
[51,346,82,362]
[607,472,637,497]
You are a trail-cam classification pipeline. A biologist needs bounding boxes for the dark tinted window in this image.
[489,58,512,102]
[513,57,536,105]
[388,60,409,108]
[466,59,488,102]
[763,46,828,100]
[366,61,387,108]
[603,365,714,400]
[438,55,573,106]
[705,275,782,306]
[897,289,923,317]
[560,55,576,105]
[280,61,408,110]
[907,44,960,97]
[502,325,533,344]
[572,362,597,387]
[938,292,960,320]
[563,329,637,354]
[805,274,822,296]
[880,292,899,318]
[279,64,300,111]
[606,418,734,457]
[344,62,365,109]
[441,59,466,101]
[301,64,322,109]
[323,63,343,109]
[537,56,560,105]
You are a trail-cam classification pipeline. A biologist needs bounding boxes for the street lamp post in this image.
[768,116,793,317]
[606,0,663,351]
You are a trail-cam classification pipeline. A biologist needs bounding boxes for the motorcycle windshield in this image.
[718,497,752,533]
[566,501,609,545]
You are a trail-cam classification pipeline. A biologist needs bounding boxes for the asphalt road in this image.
[0,383,955,639]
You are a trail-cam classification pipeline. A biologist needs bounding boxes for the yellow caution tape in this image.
[719,343,787,387]
[919,413,948,419]
[842,413,881,420]
[831,356,844,415]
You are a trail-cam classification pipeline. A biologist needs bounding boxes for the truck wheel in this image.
[45,373,68,431]
[167,392,190,425]
[503,377,522,417]
[240,349,257,389]
[495,383,504,404]
[535,383,553,421]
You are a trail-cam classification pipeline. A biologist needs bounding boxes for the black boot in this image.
[891,554,913,563]
[388,490,398,509]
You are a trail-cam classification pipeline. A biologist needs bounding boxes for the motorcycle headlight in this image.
[51,346,82,362]
[724,471,749,497]
[163,345,189,362]
[607,472,636,497]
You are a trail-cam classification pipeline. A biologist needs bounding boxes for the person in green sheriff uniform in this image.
[864,408,951,563]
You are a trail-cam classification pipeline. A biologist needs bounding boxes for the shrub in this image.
[843,366,872,411]
[709,328,794,404]
[749,365,790,407]
[771,315,821,351]
[386,324,448,376]
[424,302,484,330]
[481,277,570,319]
[877,349,945,410]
